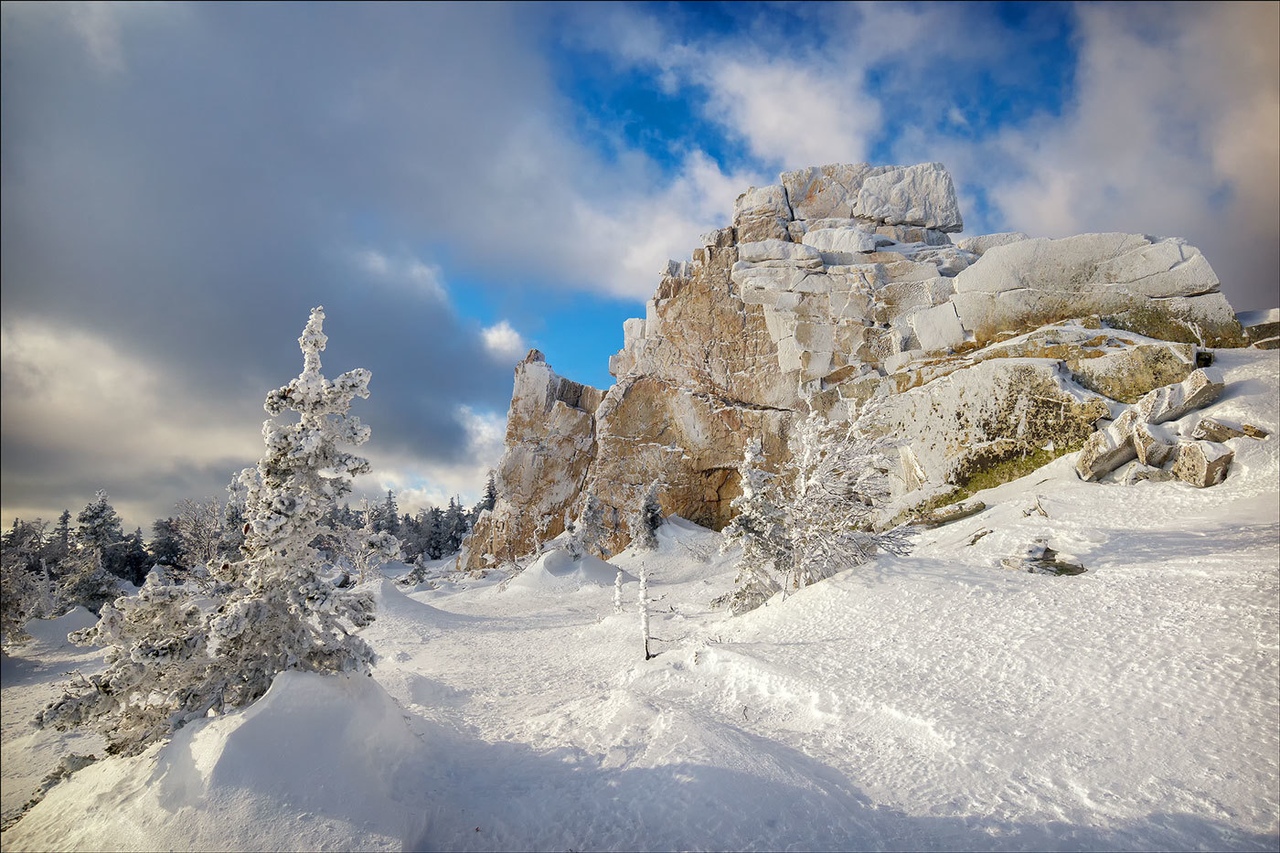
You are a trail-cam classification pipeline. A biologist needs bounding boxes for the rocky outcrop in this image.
[861,358,1109,495]
[462,161,1258,568]
[779,162,963,232]
[461,352,602,571]
[951,233,1243,348]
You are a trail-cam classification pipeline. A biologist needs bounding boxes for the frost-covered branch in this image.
[721,410,913,614]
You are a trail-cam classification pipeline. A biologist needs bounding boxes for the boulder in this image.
[1074,368,1230,483]
[1190,417,1247,442]
[1001,540,1087,575]
[949,233,1245,346]
[851,162,964,232]
[733,185,793,243]
[1171,441,1234,487]
[1134,368,1225,424]
[1067,341,1197,403]
[1132,421,1176,467]
[1076,409,1141,481]
[916,499,986,528]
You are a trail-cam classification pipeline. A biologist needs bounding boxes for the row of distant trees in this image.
[1,477,495,638]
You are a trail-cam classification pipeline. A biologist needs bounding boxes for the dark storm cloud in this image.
[2,3,583,526]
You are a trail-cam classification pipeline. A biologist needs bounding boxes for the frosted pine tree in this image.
[38,567,211,753]
[784,411,912,588]
[335,499,403,584]
[571,489,607,560]
[207,306,377,706]
[628,480,664,552]
[40,307,380,755]
[721,416,911,614]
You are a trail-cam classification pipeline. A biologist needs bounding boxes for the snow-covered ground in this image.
[3,348,1277,852]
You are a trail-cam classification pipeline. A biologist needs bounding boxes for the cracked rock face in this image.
[462,161,1253,567]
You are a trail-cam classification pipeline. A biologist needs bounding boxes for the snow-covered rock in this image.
[1170,440,1234,487]
[780,162,963,232]
[1134,367,1225,425]
[1075,368,1229,482]
[732,185,792,243]
[950,233,1244,346]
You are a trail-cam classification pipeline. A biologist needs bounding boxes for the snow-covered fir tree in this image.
[334,499,403,584]
[1,519,49,644]
[720,440,792,613]
[56,547,122,616]
[568,489,608,560]
[147,518,186,573]
[628,479,664,552]
[38,567,210,753]
[207,305,378,698]
[39,306,380,756]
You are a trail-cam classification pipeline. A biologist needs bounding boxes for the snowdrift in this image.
[505,548,635,594]
[5,671,431,852]
[22,607,97,648]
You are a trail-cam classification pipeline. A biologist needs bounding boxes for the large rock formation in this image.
[461,162,1252,570]
[462,351,602,570]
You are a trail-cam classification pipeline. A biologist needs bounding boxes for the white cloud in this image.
[2,1,174,75]
[481,320,527,362]
[68,1,127,73]
[357,405,506,515]
[354,249,447,301]
[704,57,880,167]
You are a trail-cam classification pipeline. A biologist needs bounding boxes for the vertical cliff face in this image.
[461,161,1250,570]
[462,351,602,571]
[585,228,798,554]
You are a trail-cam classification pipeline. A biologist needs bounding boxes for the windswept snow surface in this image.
[3,349,1277,852]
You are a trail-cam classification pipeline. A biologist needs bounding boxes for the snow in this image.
[506,547,636,594]
[3,348,1277,852]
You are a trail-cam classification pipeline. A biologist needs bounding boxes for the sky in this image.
[3,1,1277,534]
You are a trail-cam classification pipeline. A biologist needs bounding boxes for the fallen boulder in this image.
[1170,440,1234,488]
